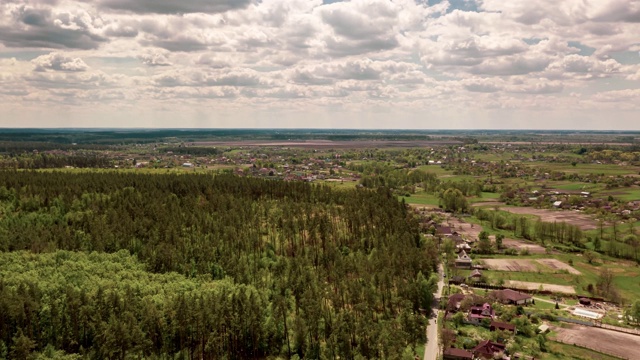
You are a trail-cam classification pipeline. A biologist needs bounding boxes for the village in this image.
[431,217,640,360]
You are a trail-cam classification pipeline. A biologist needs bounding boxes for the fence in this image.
[597,323,640,336]
[554,316,594,327]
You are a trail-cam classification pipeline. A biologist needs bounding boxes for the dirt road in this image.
[424,264,445,360]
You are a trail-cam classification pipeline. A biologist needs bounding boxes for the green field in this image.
[402,192,440,206]
[597,187,640,201]
[533,162,638,176]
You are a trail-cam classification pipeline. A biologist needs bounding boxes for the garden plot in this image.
[551,324,640,359]
[482,259,540,272]
[483,258,580,274]
[536,258,581,274]
[505,280,575,294]
[501,238,547,254]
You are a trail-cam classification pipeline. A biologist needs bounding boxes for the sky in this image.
[0,0,639,130]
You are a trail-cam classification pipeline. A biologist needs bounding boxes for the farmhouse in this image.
[455,250,472,268]
[490,320,516,334]
[468,269,483,281]
[443,348,473,360]
[472,340,506,359]
[447,293,465,312]
[456,242,471,252]
[490,289,532,305]
[468,303,495,325]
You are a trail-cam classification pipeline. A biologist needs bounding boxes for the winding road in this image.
[424,264,445,360]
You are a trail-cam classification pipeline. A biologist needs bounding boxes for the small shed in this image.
[579,297,591,306]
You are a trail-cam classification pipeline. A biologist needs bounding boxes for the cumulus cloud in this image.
[0,6,107,49]
[138,52,172,66]
[32,52,88,72]
[151,69,268,87]
[1,0,639,129]
[97,0,253,15]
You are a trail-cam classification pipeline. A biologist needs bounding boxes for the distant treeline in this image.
[0,152,111,169]
[0,171,438,359]
[1,129,637,145]
[159,146,222,156]
[0,141,112,152]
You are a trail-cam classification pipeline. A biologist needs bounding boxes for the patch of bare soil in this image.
[446,217,483,239]
[501,238,547,254]
[472,205,598,231]
[504,280,576,294]
[551,324,640,359]
[536,259,581,275]
[483,259,540,272]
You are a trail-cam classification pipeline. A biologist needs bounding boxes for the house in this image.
[451,235,466,246]
[553,200,563,208]
[472,340,506,359]
[490,289,532,305]
[455,250,472,268]
[437,225,453,237]
[456,243,471,252]
[468,303,495,325]
[443,348,473,360]
[490,320,516,334]
[468,269,483,281]
[182,162,194,167]
[447,293,465,312]
[449,276,466,285]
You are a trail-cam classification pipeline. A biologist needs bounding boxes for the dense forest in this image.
[0,171,438,359]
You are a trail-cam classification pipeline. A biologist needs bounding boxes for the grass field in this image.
[531,162,638,176]
[597,187,640,201]
[402,192,439,206]
[552,182,601,191]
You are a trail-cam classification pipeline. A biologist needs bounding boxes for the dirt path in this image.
[551,324,640,359]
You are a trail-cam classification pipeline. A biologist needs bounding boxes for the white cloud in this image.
[0,0,639,129]
[32,52,88,71]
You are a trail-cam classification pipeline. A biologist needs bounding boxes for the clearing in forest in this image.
[504,280,575,294]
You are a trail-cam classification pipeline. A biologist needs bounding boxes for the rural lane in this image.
[424,264,445,360]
